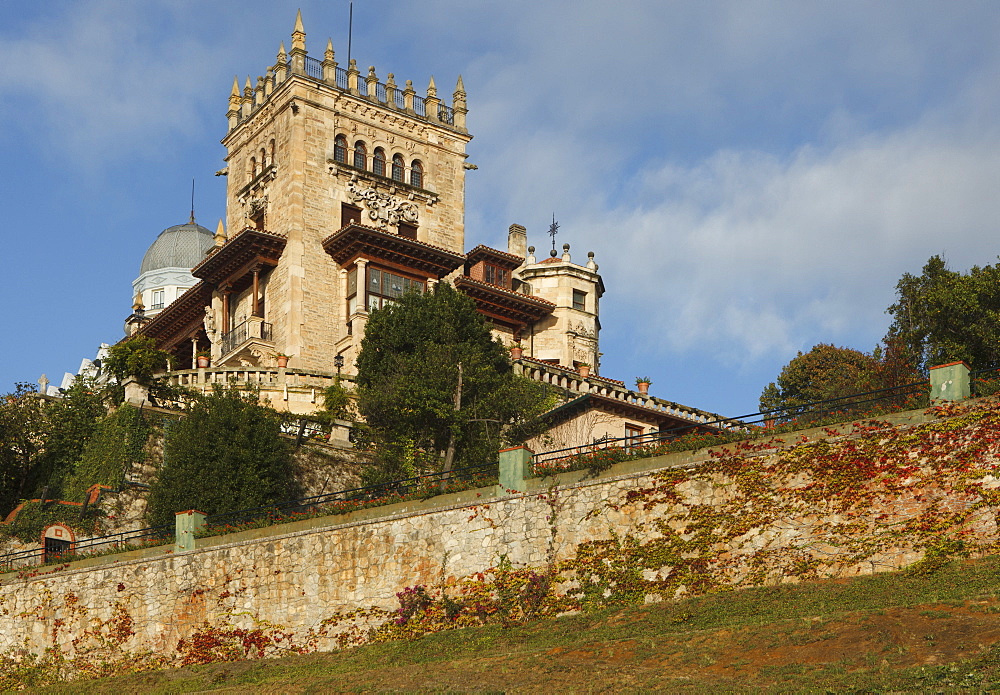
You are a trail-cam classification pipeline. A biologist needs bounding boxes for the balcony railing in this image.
[220,319,272,356]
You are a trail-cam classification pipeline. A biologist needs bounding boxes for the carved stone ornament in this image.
[347,178,419,230]
[245,195,268,218]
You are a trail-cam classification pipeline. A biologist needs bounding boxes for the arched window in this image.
[410,159,423,188]
[333,135,347,164]
[353,141,367,170]
[260,147,267,168]
[373,148,386,176]
[249,156,257,178]
[269,139,276,167]
[391,154,405,182]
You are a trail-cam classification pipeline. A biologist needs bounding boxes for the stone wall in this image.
[5,403,999,659]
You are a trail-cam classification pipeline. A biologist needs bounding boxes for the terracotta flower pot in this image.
[276,355,289,368]
[637,382,649,395]
[197,356,210,368]
[510,346,523,360]
[578,365,591,378]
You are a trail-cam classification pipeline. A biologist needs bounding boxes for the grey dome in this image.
[139,222,214,274]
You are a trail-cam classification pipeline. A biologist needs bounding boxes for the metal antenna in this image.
[190,178,196,224]
[548,214,559,254]
[347,0,354,66]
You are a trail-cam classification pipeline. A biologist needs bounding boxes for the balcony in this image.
[218,318,273,365]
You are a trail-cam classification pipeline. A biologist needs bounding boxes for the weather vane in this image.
[548,214,559,253]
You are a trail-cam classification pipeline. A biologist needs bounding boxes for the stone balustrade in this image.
[514,359,726,427]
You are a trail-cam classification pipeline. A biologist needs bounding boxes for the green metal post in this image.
[174,509,207,552]
[498,446,533,493]
[929,361,971,403]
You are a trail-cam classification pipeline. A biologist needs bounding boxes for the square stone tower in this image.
[202,11,472,373]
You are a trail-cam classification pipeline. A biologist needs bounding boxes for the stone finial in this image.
[587,250,597,270]
[325,38,335,61]
[133,290,145,311]
[427,75,437,98]
[227,75,242,125]
[230,75,241,99]
[562,242,571,262]
[454,74,466,98]
[243,76,253,99]
[291,9,306,51]
[277,41,287,62]
[368,65,377,79]
[214,219,227,247]
[38,374,49,395]
[527,245,536,264]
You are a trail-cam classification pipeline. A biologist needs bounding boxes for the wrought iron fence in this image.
[0,524,173,572]
[532,379,930,472]
[304,55,323,80]
[203,462,498,531]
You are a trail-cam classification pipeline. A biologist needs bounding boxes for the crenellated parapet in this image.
[225,10,468,134]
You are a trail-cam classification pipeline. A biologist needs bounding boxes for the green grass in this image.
[31,554,1000,693]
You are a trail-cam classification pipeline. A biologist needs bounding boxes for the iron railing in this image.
[532,379,930,471]
[0,524,173,573]
[219,320,273,356]
[204,462,498,530]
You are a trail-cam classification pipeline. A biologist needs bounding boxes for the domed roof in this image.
[139,222,214,275]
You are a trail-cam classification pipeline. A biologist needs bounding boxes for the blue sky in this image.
[2,0,999,417]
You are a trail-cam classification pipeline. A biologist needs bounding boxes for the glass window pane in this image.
[369,268,381,295]
[348,295,357,315]
[388,273,404,298]
[347,268,357,296]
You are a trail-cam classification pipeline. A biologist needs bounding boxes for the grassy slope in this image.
[38,554,1000,693]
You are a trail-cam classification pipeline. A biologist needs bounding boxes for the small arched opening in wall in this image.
[41,523,76,563]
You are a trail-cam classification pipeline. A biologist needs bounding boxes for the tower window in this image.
[572,289,586,311]
[353,141,367,170]
[398,222,418,239]
[373,148,386,176]
[334,135,347,164]
[484,264,509,288]
[150,289,165,310]
[391,154,405,182]
[410,159,423,188]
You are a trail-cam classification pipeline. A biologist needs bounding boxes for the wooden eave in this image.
[542,393,720,434]
[465,244,523,271]
[454,276,555,326]
[135,281,213,350]
[322,224,464,277]
[191,228,286,286]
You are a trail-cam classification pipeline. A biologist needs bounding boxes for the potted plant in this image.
[635,376,651,395]
[275,352,291,368]
[196,350,210,368]
[509,342,523,360]
[577,362,591,378]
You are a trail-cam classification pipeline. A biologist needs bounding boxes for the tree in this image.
[145,385,296,527]
[355,283,551,482]
[0,378,106,516]
[886,255,1000,373]
[760,344,879,416]
[759,340,923,422]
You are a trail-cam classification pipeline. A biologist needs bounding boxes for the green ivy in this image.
[0,500,100,544]
[60,406,151,503]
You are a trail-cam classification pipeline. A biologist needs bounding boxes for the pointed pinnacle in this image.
[278,41,286,58]
[427,75,437,97]
[293,9,305,34]
[231,75,240,96]
[455,74,465,93]
[327,38,334,51]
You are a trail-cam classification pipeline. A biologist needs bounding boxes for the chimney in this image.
[507,223,527,258]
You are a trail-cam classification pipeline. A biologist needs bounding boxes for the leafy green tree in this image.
[145,385,297,527]
[355,283,551,482]
[759,341,923,422]
[886,255,1000,373]
[0,384,48,516]
[0,377,106,516]
[760,344,879,415]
